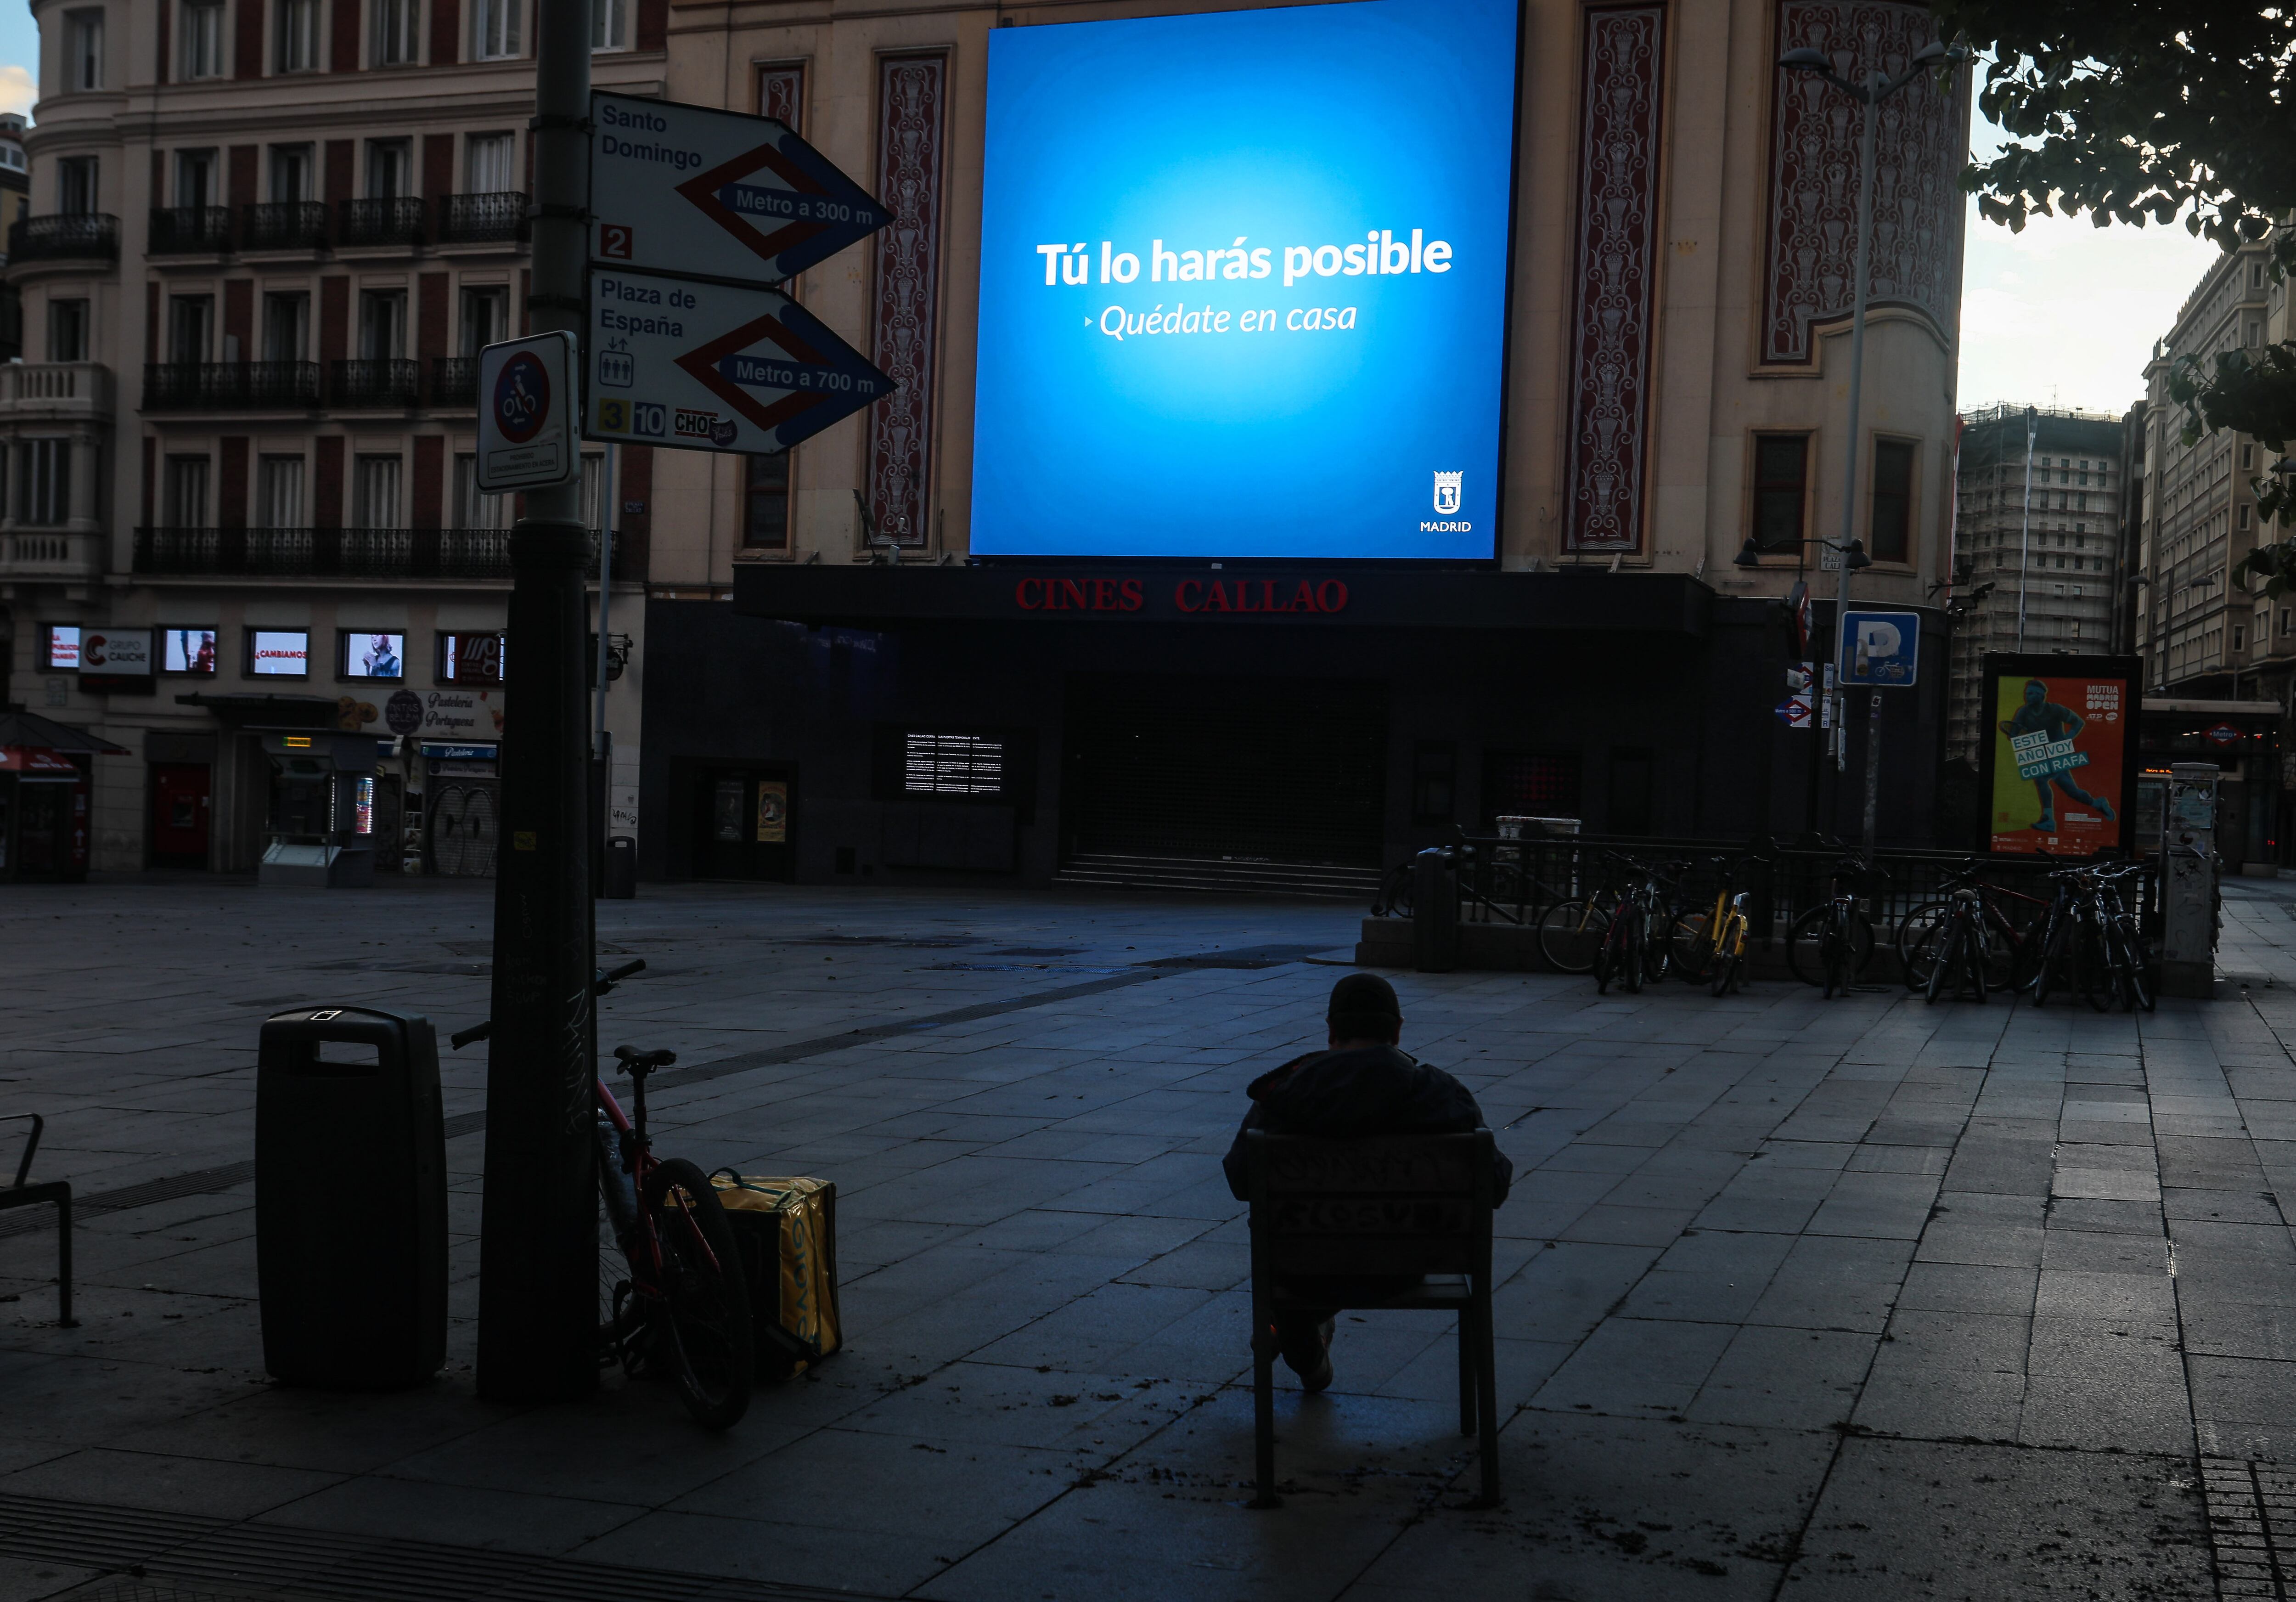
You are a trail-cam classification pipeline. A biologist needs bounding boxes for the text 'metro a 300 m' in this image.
[970,0,1518,561]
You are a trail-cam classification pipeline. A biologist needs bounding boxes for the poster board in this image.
[1976,653,2142,857]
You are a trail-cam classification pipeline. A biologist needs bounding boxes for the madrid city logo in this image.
[1432,471,1462,515]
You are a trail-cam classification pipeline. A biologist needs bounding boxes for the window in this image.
[1869,438,1915,563]
[174,148,215,209]
[464,133,515,194]
[180,0,225,79]
[2281,608,2290,634]
[56,156,97,215]
[341,630,406,680]
[41,625,81,669]
[2242,505,2252,530]
[372,0,417,63]
[1481,750,1581,828]
[261,292,308,361]
[1750,433,1808,554]
[163,454,208,525]
[19,440,70,525]
[246,629,310,677]
[269,143,312,202]
[167,295,213,364]
[256,456,303,527]
[162,629,218,674]
[580,452,606,531]
[591,0,625,50]
[454,453,510,528]
[358,289,405,360]
[743,452,789,548]
[2244,443,2256,470]
[438,631,506,684]
[1410,741,1456,826]
[459,285,507,355]
[2235,625,2246,651]
[66,10,103,89]
[354,455,401,525]
[276,0,317,70]
[366,140,411,199]
[47,299,89,362]
[473,0,520,59]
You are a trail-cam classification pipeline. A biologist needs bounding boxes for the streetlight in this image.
[1778,35,1965,833]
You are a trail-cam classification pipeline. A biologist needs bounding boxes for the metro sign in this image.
[2206,723,2243,746]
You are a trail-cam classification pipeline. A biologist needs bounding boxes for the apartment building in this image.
[1,0,661,874]
[1943,402,2130,763]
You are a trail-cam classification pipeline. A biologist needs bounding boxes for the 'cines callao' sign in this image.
[1013,576,1350,617]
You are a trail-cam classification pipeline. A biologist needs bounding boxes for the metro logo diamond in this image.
[971,0,1518,559]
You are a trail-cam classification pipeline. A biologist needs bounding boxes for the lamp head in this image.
[2271,455,2296,480]
[1778,47,1830,71]
[1733,538,1764,568]
[1909,39,1965,68]
[1843,538,1873,571]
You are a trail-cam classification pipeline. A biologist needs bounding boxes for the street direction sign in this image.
[590,92,895,287]
[476,332,578,492]
[583,267,896,455]
[1774,693,1813,729]
[1838,608,1921,687]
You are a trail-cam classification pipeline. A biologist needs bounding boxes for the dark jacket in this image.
[1221,1044,1513,1204]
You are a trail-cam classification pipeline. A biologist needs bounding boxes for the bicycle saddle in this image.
[613,1045,677,1072]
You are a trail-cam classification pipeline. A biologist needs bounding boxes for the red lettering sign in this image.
[1018,576,1349,617]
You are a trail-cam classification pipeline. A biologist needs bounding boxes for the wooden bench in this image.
[1240,1128,1499,1508]
[2,1113,76,1326]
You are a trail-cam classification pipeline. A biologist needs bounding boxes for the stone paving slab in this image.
[10,875,2296,1597]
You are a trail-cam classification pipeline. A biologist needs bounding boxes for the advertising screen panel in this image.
[1977,654,2141,857]
[163,629,218,675]
[41,626,79,670]
[248,629,310,677]
[971,0,1519,559]
[342,631,407,680]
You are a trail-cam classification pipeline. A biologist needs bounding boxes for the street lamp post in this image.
[1777,36,1964,839]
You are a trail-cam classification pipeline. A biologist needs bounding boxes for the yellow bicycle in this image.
[1669,855,1758,997]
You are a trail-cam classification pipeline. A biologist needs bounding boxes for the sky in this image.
[1955,111,2225,419]
[0,10,2220,423]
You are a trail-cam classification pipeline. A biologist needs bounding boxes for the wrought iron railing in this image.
[331,358,420,407]
[336,196,425,248]
[8,213,119,262]
[134,526,626,581]
[148,205,232,253]
[429,356,477,406]
[433,192,528,244]
[144,361,322,410]
[241,201,330,250]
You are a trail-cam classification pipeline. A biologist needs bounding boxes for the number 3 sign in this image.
[476,331,579,493]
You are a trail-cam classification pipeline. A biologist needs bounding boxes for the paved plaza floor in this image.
[9,874,2296,1599]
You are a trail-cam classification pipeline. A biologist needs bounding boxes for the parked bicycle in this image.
[1896,862,2050,996]
[1786,855,1885,997]
[1669,852,1765,997]
[452,960,755,1428]
[2028,861,2155,1012]
[1594,855,1687,994]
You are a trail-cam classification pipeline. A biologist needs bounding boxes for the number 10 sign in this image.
[476,331,579,493]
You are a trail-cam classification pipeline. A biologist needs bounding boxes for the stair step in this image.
[1055,852,1380,901]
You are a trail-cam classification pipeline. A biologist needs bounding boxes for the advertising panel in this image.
[41,626,79,670]
[79,627,154,677]
[248,630,310,677]
[1978,654,2142,857]
[971,0,1519,559]
[343,631,407,680]
[755,780,788,843]
[163,629,218,675]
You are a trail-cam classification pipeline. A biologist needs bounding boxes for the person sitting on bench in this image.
[1221,973,1512,1392]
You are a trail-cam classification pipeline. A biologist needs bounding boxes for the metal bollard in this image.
[2159,762,2221,1000]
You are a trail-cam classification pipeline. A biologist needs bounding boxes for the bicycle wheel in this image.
[1621,908,1645,994]
[1897,901,1951,991]
[1924,915,1958,1004]
[1670,910,1717,984]
[2078,921,2113,1014]
[2121,919,2157,1013]
[642,1156,754,1430]
[1540,898,1608,974]
[1709,914,1746,997]
[1787,905,1830,987]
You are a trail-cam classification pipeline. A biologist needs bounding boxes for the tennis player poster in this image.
[1977,654,2141,857]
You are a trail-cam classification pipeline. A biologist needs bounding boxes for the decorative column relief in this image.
[1761,1,1967,366]
[866,54,946,550]
[1563,5,1666,556]
[758,64,803,128]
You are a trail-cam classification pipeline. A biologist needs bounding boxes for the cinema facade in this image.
[634,0,1967,893]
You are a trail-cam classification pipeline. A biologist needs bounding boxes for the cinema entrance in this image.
[1058,672,1386,893]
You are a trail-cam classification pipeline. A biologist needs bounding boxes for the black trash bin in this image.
[603,835,637,899]
[1412,846,1460,973]
[256,1005,446,1388]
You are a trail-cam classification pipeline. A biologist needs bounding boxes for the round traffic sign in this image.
[492,352,551,444]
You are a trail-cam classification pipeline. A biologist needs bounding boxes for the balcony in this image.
[133,526,627,581]
[0,529,104,582]
[241,201,330,251]
[148,205,232,254]
[331,358,420,407]
[0,361,114,422]
[434,192,529,245]
[8,213,120,264]
[429,355,476,406]
[144,361,321,411]
[336,197,425,248]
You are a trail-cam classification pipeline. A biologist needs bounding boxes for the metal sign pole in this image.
[1863,688,1883,849]
[477,0,597,1405]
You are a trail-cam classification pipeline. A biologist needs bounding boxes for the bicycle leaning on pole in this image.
[453,960,756,1428]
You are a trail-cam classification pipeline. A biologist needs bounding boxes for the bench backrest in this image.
[1242,1129,1495,1278]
